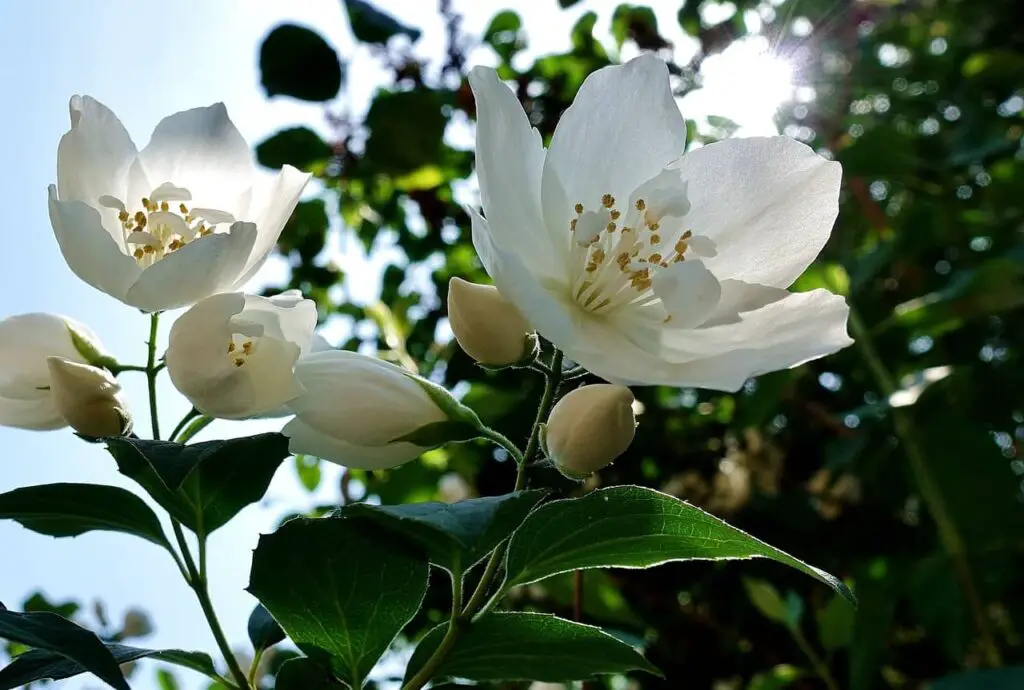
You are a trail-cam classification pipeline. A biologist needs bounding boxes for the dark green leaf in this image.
[247,604,285,653]
[818,593,855,651]
[404,613,661,683]
[256,127,332,171]
[559,0,582,6]
[0,642,219,689]
[105,434,291,537]
[504,486,854,604]
[364,89,448,175]
[274,657,345,689]
[260,24,343,102]
[248,517,428,688]
[932,667,1024,689]
[0,610,128,690]
[21,593,79,620]
[343,0,421,44]
[341,490,546,573]
[0,483,170,551]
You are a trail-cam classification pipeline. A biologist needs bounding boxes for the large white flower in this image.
[468,55,852,391]
[48,96,311,312]
[0,313,107,430]
[166,291,322,419]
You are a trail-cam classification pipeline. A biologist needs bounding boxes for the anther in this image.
[574,203,584,214]
[610,210,621,220]
[650,234,661,245]
[635,199,646,211]
[227,342,236,353]
[242,341,253,354]
[179,203,189,214]
[233,358,245,368]
[605,222,616,233]
[160,201,169,212]
[118,210,129,223]
[601,194,614,208]
[133,248,144,260]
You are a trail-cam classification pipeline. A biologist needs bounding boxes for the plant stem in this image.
[790,625,839,690]
[247,648,265,689]
[402,569,464,690]
[171,522,250,689]
[146,313,162,440]
[404,351,567,690]
[169,408,201,443]
[848,306,1001,666]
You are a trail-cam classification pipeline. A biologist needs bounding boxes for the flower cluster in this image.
[1,54,851,474]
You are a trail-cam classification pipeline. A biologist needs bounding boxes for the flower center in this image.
[227,335,258,368]
[99,182,236,268]
[567,170,716,319]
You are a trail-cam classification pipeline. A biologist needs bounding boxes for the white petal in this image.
[0,313,103,401]
[232,292,317,353]
[676,136,842,288]
[468,67,562,278]
[57,96,137,211]
[700,279,789,327]
[544,54,687,210]
[48,188,143,303]
[0,396,66,431]
[124,222,258,312]
[282,418,424,470]
[138,103,254,204]
[234,165,310,287]
[652,260,722,328]
[469,208,581,351]
[230,337,303,418]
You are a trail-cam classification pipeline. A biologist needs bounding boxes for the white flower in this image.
[0,313,107,430]
[46,357,131,437]
[166,291,322,419]
[447,277,534,366]
[282,350,451,470]
[48,96,311,312]
[468,55,852,391]
[546,384,636,478]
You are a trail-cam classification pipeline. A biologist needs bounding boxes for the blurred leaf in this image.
[404,613,661,683]
[0,643,219,689]
[21,594,78,621]
[839,128,916,177]
[279,200,330,263]
[0,483,170,552]
[743,578,789,625]
[748,665,804,690]
[504,486,855,604]
[248,517,428,688]
[817,593,855,651]
[156,669,179,690]
[274,657,345,689]
[932,667,1024,689]
[364,89,448,175]
[293,454,323,493]
[340,490,547,574]
[558,0,582,6]
[541,570,642,626]
[247,604,285,654]
[850,561,898,690]
[260,24,343,102]
[256,127,332,171]
[343,0,421,44]
[610,4,661,49]
[961,50,1024,83]
[104,434,291,537]
[0,611,128,690]
[483,10,524,63]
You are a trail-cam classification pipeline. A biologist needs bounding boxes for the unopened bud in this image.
[546,384,636,478]
[46,357,132,438]
[447,277,534,367]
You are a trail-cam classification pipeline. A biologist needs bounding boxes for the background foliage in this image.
[6,0,1023,687]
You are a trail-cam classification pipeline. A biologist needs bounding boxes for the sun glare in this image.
[684,35,797,136]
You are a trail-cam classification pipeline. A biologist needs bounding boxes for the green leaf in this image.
[256,127,332,171]
[817,593,855,651]
[156,669,179,690]
[503,486,854,605]
[104,433,291,537]
[0,610,128,690]
[247,604,285,653]
[342,0,421,44]
[341,490,547,573]
[483,10,524,63]
[248,517,428,688]
[404,613,661,683]
[743,578,789,626]
[364,89,448,175]
[0,483,170,551]
[932,667,1024,689]
[0,643,219,689]
[274,657,345,689]
[259,24,343,102]
[293,454,323,492]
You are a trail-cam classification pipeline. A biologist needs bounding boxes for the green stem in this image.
[402,569,465,690]
[169,408,201,443]
[108,364,150,374]
[790,626,839,690]
[479,427,524,464]
[848,306,1001,666]
[247,648,265,689]
[172,522,250,689]
[146,313,162,440]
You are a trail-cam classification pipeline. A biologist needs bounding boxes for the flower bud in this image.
[447,277,534,367]
[46,357,131,437]
[0,313,110,431]
[546,384,636,478]
[283,350,481,470]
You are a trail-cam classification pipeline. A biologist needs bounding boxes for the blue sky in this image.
[0,1,793,688]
